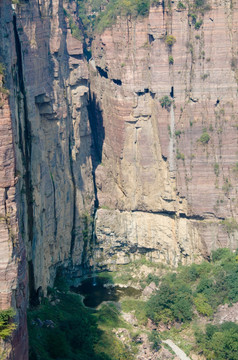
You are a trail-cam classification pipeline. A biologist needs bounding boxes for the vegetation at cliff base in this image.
[28,291,134,360]
[28,248,238,359]
[146,248,238,327]
[195,322,238,360]
[0,308,16,340]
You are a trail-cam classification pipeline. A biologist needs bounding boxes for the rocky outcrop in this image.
[90,0,238,267]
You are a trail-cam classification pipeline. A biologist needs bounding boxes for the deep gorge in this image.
[0,0,238,357]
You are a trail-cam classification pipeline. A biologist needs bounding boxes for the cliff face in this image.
[90,0,238,267]
[9,0,95,296]
[0,0,94,357]
[0,0,238,358]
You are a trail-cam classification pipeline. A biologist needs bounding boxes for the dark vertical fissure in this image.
[66,102,76,257]
[13,14,36,304]
[50,173,57,241]
[87,89,105,211]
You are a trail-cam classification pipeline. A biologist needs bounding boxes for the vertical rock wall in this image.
[0,2,28,358]
[9,0,95,296]
[0,0,94,357]
[90,0,238,268]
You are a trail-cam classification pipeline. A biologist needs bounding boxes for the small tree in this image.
[168,55,174,65]
[165,35,176,47]
[159,95,172,110]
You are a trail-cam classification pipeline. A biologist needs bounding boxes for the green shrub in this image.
[193,294,213,316]
[168,55,174,65]
[165,35,176,47]
[214,163,219,176]
[159,95,172,110]
[195,322,238,360]
[148,331,161,351]
[195,19,203,29]
[198,131,210,144]
[212,247,236,262]
[177,1,186,9]
[146,280,193,324]
[175,130,181,137]
[176,150,185,160]
[0,308,16,339]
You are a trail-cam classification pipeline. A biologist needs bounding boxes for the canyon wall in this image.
[90,0,238,268]
[0,0,94,357]
[0,0,238,357]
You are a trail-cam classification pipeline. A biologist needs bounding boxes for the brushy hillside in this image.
[28,248,238,359]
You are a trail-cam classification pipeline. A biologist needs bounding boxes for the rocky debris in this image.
[113,328,131,347]
[121,311,138,326]
[142,282,157,298]
[213,302,238,324]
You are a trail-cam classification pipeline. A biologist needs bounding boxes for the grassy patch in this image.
[121,299,148,325]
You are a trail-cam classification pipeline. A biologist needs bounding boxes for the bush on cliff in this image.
[0,308,16,340]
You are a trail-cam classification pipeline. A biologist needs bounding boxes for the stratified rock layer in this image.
[90,0,238,267]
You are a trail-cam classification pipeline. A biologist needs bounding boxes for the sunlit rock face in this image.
[90,1,238,268]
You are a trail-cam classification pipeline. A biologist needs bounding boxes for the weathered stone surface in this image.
[0,55,28,360]
[90,0,238,266]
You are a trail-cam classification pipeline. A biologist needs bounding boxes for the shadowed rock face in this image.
[0,0,94,357]
[0,0,238,357]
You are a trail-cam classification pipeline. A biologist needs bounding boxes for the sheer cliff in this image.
[91,0,238,267]
[0,0,238,358]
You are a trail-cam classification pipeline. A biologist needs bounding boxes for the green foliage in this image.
[121,299,148,325]
[211,247,234,262]
[198,131,210,144]
[176,150,185,160]
[146,279,193,324]
[165,35,176,47]
[177,1,186,9]
[53,267,69,292]
[175,130,181,137]
[28,293,133,360]
[0,63,5,75]
[195,322,238,360]
[148,331,161,351]
[193,294,213,316]
[159,95,172,110]
[94,0,150,33]
[222,178,232,195]
[146,249,238,327]
[0,308,16,340]
[168,55,174,65]
[145,273,159,286]
[214,162,219,176]
[195,19,203,29]
[69,17,82,40]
